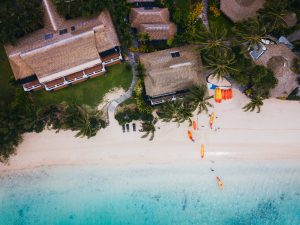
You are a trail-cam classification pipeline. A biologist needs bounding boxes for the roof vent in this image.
[171,51,180,58]
[59,28,68,35]
[44,33,53,40]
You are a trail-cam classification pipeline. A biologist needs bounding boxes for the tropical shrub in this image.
[210,6,220,17]
[185,85,214,114]
[133,80,152,114]
[157,100,193,126]
[232,18,268,50]
[61,104,106,138]
[115,106,153,125]
[243,96,264,113]
[0,0,43,44]
[139,118,158,141]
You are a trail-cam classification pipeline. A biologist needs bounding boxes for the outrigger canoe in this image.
[216,176,224,190]
[201,144,205,159]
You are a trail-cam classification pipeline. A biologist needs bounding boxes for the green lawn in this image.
[32,63,132,107]
[0,46,15,105]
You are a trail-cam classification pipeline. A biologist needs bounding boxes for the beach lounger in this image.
[122,124,125,133]
[126,124,130,132]
[133,123,136,132]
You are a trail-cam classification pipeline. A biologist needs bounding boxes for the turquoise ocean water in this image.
[0,161,299,225]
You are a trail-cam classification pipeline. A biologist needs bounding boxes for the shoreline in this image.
[1,89,300,174]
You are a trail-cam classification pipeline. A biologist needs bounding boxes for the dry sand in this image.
[1,88,300,173]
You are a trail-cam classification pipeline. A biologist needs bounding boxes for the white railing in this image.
[102,54,122,66]
[23,83,42,92]
[45,67,106,91]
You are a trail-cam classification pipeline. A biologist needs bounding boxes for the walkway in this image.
[201,0,210,31]
[107,51,138,124]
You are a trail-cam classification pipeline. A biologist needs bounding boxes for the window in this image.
[71,26,76,32]
[59,28,68,35]
[171,51,180,58]
[44,33,53,40]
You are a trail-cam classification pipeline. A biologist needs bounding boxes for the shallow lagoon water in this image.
[0,161,299,225]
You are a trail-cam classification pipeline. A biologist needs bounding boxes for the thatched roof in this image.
[220,0,265,22]
[283,12,297,28]
[130,8,169,28]
[43,0,65,31]
[139,45,205,97]
[138,23,177,40]
[22,31,101,83]
[5,0,119,82]
[254,44,298,97]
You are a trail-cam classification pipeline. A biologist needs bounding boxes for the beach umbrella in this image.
[209,112,215,129]
[188,130,194,142]
[201,144,205,159]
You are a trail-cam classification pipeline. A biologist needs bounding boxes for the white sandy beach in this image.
[1,88,300,173]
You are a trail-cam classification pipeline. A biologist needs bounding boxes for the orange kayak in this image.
[201,144,205,159]
[188,130,194,142]
[216,176,224,190]
[193,120,197,130]
[209,112,214,129]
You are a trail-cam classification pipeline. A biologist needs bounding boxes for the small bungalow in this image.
[220,0,265,22]
[5,0,122,92]
[139,45,205,105]
[129,7,177,41]
[253,43,298,98]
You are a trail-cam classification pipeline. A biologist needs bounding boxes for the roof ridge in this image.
[43,0,65,31]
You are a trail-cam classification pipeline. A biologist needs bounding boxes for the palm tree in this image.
[185,85,214,114]
[203,49,238,80]
[157,101,193,125]
[243,96,264,113]
[139,118,157,141]
[232,18,268,50]
[258,0,290,32]
[63,104,105,138]
[193,27,228,53]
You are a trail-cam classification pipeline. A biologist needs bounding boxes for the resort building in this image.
[129,7,177,41]
[139,45,205,105]
[220,0,265,22]
[4,0,122,92]
[251,42,298,98]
